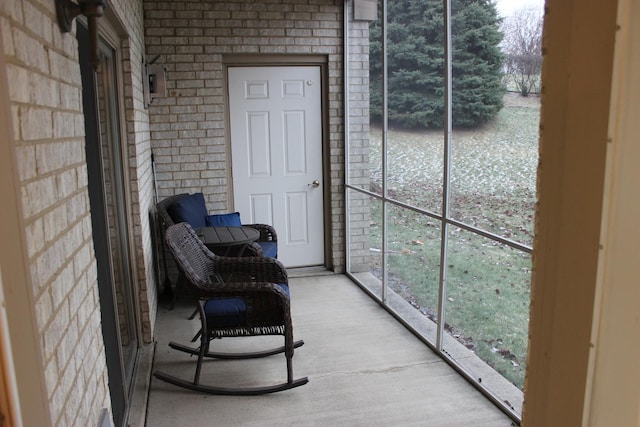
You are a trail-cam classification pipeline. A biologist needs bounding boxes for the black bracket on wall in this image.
[55,0,108,70]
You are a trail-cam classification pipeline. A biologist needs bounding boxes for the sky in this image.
[495,0,545,17]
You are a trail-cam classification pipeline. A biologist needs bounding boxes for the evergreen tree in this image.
[370,0,504,129]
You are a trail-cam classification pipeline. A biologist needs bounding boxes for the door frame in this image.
[223,55,332,269]
[97,11,143,350]
[79,19,141,427]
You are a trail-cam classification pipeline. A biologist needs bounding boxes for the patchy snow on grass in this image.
[369,93,540,245]
[364,94,540,390]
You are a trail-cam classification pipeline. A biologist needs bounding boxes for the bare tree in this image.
[501,7,543,96]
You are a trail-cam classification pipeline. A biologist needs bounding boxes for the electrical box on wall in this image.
[354,0,377,21]
[143,55,167,107]
[148,64,167,100]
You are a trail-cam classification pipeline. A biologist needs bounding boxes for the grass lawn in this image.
[366,93,540,389]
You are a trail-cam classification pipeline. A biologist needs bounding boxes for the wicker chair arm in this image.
[242,242,264,257]
[213,255,288,284]
[246,224,278,242]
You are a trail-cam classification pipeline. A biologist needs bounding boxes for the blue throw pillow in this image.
[167,193,208,228]
[206,212,242,227]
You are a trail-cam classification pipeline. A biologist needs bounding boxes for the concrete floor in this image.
[144,274,515,426]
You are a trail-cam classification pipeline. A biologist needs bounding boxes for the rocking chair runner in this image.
[153,223,308,395]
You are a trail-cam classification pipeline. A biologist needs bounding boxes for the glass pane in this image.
[344,1,541,421]
[366,123,382,196]
[385,203,440,342]
[347,190,383,300]
[385,130,443,213]
[442,227,529,414]
[373,0,444,212]
[449,107,538,246]
[96,40,138,387]
[449,0,541,247]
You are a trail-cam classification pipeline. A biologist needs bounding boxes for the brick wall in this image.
[1,0,111,424]
[345,5,372,273]
[1,0,154,425]
[143,0,347,272]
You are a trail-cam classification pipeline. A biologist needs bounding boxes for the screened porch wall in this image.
[343,0,532,421]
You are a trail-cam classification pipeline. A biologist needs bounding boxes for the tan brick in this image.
[23,1,53,42]
[22,175,56,217]
[59,83,81,111]
[21,106,53,140]
[1,17,15,56]
[53,111,77,138]
[15,144,37,180]
[12,27,49,73]
[0,0,24,24]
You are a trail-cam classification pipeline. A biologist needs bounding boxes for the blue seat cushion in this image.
[206,212,242,227]
[167,193,208,228]
[204,283,289,329]
[257,241,278,258]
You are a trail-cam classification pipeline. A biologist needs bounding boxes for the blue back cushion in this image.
[167,193,208,228]
[205,212,242,227]
[257,241,278,258]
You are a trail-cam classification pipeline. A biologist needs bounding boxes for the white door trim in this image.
[223,56,331,269]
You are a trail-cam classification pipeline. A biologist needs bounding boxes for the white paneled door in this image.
[228,66,324,268]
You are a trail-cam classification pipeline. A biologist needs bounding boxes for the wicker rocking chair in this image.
[153,222,307,395]
[155,192,278,308]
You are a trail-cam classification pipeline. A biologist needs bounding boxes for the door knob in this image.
[309,179,320,188]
